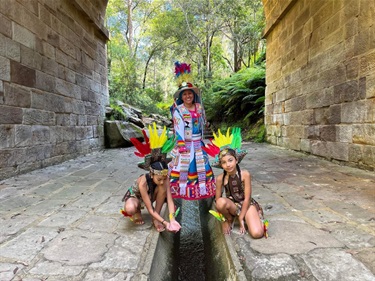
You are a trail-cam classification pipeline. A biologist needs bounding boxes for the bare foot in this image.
[153,219,165,232]
[222,219,233,235]
[133,212,144,225]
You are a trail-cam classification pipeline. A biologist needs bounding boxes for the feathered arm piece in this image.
[130,129,151,157]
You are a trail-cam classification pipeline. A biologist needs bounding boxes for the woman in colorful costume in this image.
[168,62,215,200]
[204,128,268,238]
[121,124,181,233]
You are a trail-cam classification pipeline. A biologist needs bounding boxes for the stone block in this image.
[23,108,55,126]
[352,124,375,146]
[46,29,60,48]
[348,144,363,163]
[76,126,93,140]
[300,138,311,152]
[285,125,305,139]
[35,70,55,92]
[41,55,58,76]
[12,22,36,50]
[306,89,334,109]
[306,125,319,140]
[320,65,347,88]
[344,57,359,80]
[63,127,76,141]
[319,125,337,142]
[31,125,50,145]
[328,142,349,161]
[15,125,32,147]
[0,125,15,148]
[344,17,358,40]
[341,100,367,123]
[362,145,375,168]
[55,78,75,98]
[333,80,360,103]
[0,13,11,37]
[39,3,52,27]
[4,82,31,107]
[336,125,352,143]
[0,56,11,81]
[58,65,75,83]
[289,111,306,125]
[56,49,69,67]
[55,114,70,126]
[6,37,21,61]
[41,40,55,59]
[31,89,65,113]
[354,27,372,57]
[283,137,301,151]
[0,105,23,124]
[10,60,36,87]
[327,104,341,124]
[78,115,87,126]
[20,45,37,68]
[359,50,375,77]
[311,140,330,158]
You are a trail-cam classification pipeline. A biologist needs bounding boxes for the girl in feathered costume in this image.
[168,62,216,200]
[204,128,268,238]
[121,124,181,233]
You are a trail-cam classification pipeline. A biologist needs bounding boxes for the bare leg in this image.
[245,205,264,238]
[124,198,144,225]
[216,197,237,235]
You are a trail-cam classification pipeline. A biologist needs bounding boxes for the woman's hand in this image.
[167,220,181,233]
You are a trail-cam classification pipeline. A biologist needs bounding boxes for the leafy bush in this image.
[205,66,265,128]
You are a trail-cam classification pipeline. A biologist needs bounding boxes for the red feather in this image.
[130,136,151,157]
[202,142,220,157]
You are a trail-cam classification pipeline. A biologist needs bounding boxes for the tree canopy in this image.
[105,0,266,137]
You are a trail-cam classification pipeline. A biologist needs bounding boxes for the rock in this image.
[104,121,143,148]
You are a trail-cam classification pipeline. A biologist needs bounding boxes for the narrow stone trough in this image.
[137,199,245,280]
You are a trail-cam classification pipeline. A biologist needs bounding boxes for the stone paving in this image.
[0,142,374,281]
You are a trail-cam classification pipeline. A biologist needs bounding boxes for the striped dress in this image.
[168,103,216,200]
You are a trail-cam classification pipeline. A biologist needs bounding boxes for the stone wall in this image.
[262,0,375,170]
[0,0,109,179]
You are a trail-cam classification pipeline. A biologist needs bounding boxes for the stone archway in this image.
[0,0,110,179]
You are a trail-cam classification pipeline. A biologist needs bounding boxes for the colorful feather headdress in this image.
[173,61,200,101]
[202,127,247,168]
[130,123,175,173]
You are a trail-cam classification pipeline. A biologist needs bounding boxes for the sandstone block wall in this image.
[0,0,109,179]
[262,0,375,170]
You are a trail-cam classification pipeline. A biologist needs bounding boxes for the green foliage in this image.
[247,120,266,142]
[205,66,265,128]
[109,102,127,121]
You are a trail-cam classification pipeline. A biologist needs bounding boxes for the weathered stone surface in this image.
[302,248,375,281]
[43,229,117,266]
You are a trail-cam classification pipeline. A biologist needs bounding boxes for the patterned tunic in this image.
[168,103,215,200]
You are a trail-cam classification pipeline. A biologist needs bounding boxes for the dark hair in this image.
[150,161,168,170]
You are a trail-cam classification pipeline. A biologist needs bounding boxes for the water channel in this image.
[149,198,239,281]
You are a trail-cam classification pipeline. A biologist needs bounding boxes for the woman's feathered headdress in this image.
[202,127,247,168]
[130,123,175,171]
[173,61,200,101]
